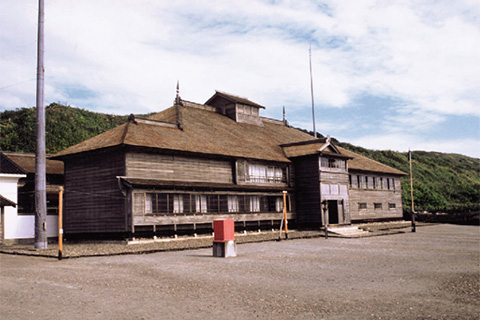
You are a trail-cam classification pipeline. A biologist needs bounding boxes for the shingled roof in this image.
[3,152,64,175]
[52,95,406,175]
[337,147,406,176]
[53,102,314,163]
[0,152,27,175]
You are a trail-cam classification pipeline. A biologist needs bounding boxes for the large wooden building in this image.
[52,91,406,236]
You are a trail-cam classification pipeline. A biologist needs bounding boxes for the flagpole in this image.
[409,150,416,232]
[309,46,317,138]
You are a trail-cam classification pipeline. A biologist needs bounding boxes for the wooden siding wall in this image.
[293,155,322,225]
[319,170,350,224]
[64,151,126,233]
[349,176,403,221]
[126,153,233,184]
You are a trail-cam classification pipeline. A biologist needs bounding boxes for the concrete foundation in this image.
[213,240,237,258]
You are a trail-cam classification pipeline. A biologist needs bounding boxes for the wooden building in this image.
[0,152,63,244]
[52,91,406,236]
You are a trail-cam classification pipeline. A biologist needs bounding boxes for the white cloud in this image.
[346,133,480,159]
[1,0,479,157]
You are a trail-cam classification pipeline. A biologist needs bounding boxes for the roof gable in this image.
[205,91,265,109]
[0,152,27,174]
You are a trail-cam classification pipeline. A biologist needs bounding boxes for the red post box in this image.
[213,219,236,258]
[214,219,235,242]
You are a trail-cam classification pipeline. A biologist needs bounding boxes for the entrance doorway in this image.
[327,200,339,224]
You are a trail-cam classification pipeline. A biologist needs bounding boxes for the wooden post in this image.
[322,201,328,239]
[283,191,288,239]
[409,150,416,232]
[58,186,63,260]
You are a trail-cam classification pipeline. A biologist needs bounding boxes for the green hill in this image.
[337,142,479,213]
[1,103,479,213]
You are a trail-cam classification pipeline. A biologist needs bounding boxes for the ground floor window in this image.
[358,202,367,210]
[133,192,290,216]
[195,195,207,213]
[173,195,184,213]
[228,196,239,212]
[374,203,383,210]
[389,203,396,209]
[249,196,260,212]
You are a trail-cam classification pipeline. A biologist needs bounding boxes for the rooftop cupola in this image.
[205,91,265,126]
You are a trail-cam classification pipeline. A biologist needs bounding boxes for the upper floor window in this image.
[320,157,346,170]
[246,164,285,183]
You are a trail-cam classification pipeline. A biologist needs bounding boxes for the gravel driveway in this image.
[1,224,478,319]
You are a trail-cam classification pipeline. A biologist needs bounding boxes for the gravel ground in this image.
[0,222,412,259]
[1,223,478,319]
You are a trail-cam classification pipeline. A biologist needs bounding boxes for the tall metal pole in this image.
[35,0,47,249]
[309,46,317,138]
[409,150,416,232]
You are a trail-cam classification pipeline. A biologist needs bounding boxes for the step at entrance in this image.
[327,226,370,237]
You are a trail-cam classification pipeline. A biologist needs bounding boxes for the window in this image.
[247,164,284,183]
[357,175,363,188]
[331,184,339,195]
[195,195,207,213]
[373,177,380,189]
[350,175,358,188]
[275,197,284,212]
[389,203,396,209]
[386,178,396,190]
[320,157,346,169]
[133,193,144,215]
[365,176,369,189]
[173,195,183,213]
[380,177,384,189]
[358,203,367,210]
[227,196,239,212]
[374,203,382,210]
[249,196,260,212]
[145,194,153,213]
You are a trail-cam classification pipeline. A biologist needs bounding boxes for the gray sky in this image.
[1,0,479,157]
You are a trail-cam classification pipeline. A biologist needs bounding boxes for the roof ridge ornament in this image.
[174,80,183,106]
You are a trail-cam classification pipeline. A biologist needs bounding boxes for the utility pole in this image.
[309,46,317,138]
[34,0,47,249]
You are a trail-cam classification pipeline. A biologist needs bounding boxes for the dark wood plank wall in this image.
[349,175,403,221]
[64,150,126,233]
[126,152,233,184]
[292,155,322,225]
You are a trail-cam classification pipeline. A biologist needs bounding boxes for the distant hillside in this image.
[1,104,479,212]
[0,103,151,154]
[337,142,479,213]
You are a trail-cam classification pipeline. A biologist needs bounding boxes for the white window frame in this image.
[227,196,239,213]
[249,196,260,212]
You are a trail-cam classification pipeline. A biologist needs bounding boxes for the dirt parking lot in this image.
[1,224,479,319]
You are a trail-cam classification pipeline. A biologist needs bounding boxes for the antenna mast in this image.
[309,46,317,138]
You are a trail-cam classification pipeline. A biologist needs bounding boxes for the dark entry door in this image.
[327,200,339,224]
